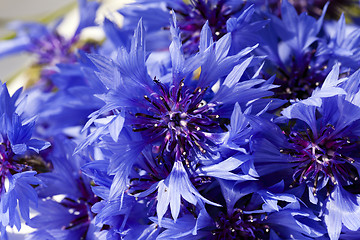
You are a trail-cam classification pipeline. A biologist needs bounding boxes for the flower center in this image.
[0,140,19,192]
[31,34,78,66]
[0,138,49,193]
[211,209,270,240]
[60,196,99,232]
[271,51,328,100]
[171,0,232,54]
[60,176,100,234]
[132,79,222,161]
[282,124,359,193]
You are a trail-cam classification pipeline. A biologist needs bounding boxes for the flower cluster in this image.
[1,0,360,239]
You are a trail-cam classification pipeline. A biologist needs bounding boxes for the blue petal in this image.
[157,161,220,225]
[324,186,360,240]
[199,21,213,53]
[27,139,51,153]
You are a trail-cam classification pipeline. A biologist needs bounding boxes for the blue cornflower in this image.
[280,63,347,113]
[82,154,161,239]
[256,0,331,100]
[78,16,273,161]
[77,15,275,156]
[26,136,100,239]
[250,88,360,239]
[253,0,357,19]
[153,180,325,239]
[317,13,360,72]
[75,15,277,232]
[259,1,360,103]
[120,0,267,54]
[0,84,50,239]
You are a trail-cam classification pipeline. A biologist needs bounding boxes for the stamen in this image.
[144,95,161,110]
[132,127,149,132]
[177,80,185,102]
[159,96,171,111]
[193,138,206,153]
[135,113,161,120]
[313,172,319,195]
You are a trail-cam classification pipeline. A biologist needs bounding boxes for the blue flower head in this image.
[317,13,360,72]
[77,15,275,156]
[75,15,277,233]
[81,153,162,239]
[120,0,266,54]
[20,55,105,139]
[250,90,360,239]
[0,83,50,238]
[282,96,360,239]
[254,0,357,19]
[27,136,100,239]
[257,0,332,100]
[153,179,325,239]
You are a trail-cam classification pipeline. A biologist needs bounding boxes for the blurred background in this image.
[0,0,126,95]
[0,0,76,82]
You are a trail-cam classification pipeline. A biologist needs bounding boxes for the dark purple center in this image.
[172,0,233,54]
[271,50,329,100]
[132,79,221,162]
[283,124,359,193]
[211,209,270,240]
[0,140,20,193]
[60,176,100,236]
[30,34,78,66]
